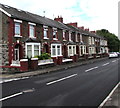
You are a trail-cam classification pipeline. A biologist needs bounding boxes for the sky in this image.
[0,0,119,37]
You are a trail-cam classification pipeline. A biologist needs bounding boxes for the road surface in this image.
[1,58,120,106]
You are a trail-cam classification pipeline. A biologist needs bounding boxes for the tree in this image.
[96,29,120,52]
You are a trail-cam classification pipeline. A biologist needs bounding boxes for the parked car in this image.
[116,52,120,57]
[109,52,118,58]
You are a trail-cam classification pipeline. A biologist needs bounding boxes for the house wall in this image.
[1,13,9,66]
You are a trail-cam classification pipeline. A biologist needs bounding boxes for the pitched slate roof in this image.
[0,3,70,30]
[66,24,89,36]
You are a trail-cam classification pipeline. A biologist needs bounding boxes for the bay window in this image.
[25,43,40,58]
[51,44,62,57]
[68,45,76,56]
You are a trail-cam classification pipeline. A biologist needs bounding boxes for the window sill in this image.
[63,39,67,41]
[44,37,49,40]
[14,35,22,38]
[53,38,58,40]
[29,36,36,39]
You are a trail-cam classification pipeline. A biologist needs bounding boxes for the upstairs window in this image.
[63,30,66,40]
[69,31,72,41]
[76,33,78,42]
[43,26,48,39]
[14,19,22,37]
[29,25,35,38]
[80,34,83,42]
[53,28,57,39]
[29,22,36,38]
[15,23,20,36]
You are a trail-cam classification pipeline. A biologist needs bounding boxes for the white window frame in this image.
[63,30,66,40]
[51,44,62,57]
[76,32,78,42]
[15,22,21,36]
[89,37,91,45]
[25,43,41,58]
[80,34,83,42]
[69,31,72,41]
[43,26,49,39]
[92,37,94,44]
[53,28,57,40]
[68,45,76,56]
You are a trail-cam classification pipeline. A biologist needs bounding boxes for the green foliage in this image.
[96,29,120,52]
[34,53,51,60]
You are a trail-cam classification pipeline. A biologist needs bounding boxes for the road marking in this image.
[0,77,29,84]
[0,92,23,102]
[98,82,120,108]
[46,74,77,86]
[102,62,110,66]
[112,60,117,63]
[85,66,98,72]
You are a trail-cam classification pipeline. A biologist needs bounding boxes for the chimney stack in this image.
[85,28,89,31]
[54,16,63,23]
[78,26,84,30]
[90,31,96,33]
[67,22,78,27]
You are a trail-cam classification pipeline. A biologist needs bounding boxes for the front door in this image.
[14,48,19,61]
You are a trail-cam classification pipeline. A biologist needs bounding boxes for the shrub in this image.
[34,53,51,60]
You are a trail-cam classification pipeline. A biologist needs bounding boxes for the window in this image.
[43,26,48,39]
[26,43,40,58]
[63,30,66,40]
[53,28,57,39]
[57,46,60,55]
[68,45,76,56]
[51,44,62,57]
[80,34,83,42]
[52,45,56,56]
[76,33,78,42]
[15,23,20,35]
[89,37,91,45]
[29,25,35,38]
[69,32,72,41]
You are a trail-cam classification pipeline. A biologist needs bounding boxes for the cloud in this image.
[0,0,119,35]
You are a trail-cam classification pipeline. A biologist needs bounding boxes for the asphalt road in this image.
[1,58,120,107]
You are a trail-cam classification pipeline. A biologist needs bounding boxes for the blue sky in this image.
[0,0,119,36]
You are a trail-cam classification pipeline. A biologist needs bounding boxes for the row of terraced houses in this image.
[0,4,108,72]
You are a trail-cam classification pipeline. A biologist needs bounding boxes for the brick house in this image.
[0,3,108,68]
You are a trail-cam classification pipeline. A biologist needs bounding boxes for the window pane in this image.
[27,45,32,58]
[27,45,32,50]
[30,25,34,37]
[44,30,47,37]
[69,46,72,55]
[52,45,56,56]
[15,23,20,35]
[34,51,39,56]
[57,45,60,55]
[53,31,56,38]
[34,45,39,56]
[34,45,39,50]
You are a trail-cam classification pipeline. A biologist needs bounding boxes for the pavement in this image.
[0,57,119,107]
[0,57,109,79]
